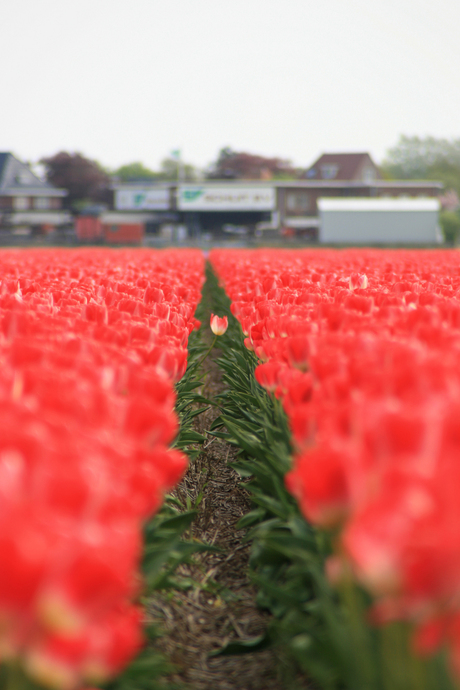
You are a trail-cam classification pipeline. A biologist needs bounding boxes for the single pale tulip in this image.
[210,314,228,336]
[349,273,368,290]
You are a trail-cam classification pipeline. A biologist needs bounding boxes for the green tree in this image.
[158,157,198,181]
[112,162,159,182]
[440,209,460,245]
[382,135,460,196]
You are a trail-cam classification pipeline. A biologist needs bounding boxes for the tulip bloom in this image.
[209,247,460,679]
[210,314,228,336]
[0,248,206,689]
[349,273,369,290]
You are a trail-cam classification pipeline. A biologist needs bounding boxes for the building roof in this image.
[305,152,381,181]
[318,197,440,212]
[0,153,66,196]
[0,153,9,183]
[114,179,443,192]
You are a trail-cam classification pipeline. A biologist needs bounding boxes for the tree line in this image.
[39,148,301,212]
[380,135,460,243]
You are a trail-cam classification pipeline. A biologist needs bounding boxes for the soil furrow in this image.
[148,338,284,690]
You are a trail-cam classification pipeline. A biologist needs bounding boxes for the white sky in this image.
[1,0,459,172]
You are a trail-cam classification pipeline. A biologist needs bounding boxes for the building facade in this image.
[0,153,71,234]
[109,152,443,242]
[277,179,442,237]
[318,197,441,245]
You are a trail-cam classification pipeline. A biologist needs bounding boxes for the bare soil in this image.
[147,342,289,690]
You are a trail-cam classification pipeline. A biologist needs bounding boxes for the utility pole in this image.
[171,149,182,183]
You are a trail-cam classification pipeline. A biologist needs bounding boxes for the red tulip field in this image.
[2,247,460,689]
[0,249,204,689]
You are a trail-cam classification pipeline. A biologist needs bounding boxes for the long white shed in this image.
[318,197,441,245]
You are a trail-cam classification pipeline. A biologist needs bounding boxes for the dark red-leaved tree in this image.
[207,147,298,180]
[40,151,111,209]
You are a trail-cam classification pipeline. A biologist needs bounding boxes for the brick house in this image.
[278,152,442,237]
[303,152,382,183]
[0,153,71,234]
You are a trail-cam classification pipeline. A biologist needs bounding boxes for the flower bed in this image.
[0,248,204,689]
[210,248,460,680]
[6,245,460,688]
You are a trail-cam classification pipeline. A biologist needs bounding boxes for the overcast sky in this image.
[1,0,459,173]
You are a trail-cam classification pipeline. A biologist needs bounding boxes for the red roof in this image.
[305,152,381,181]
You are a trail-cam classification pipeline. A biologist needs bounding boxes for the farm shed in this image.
[100,212,148,244]
[318,197,441,245]
[75,216,104,241]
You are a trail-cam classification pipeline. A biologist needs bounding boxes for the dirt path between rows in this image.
[147,338,289,690]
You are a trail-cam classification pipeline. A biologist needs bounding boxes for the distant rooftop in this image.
[304,152,382,182]
[0,153,9,183]
[0,152,66,196]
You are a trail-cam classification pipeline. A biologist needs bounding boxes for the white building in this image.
[318,197,441,245]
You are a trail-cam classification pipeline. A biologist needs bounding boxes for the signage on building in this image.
[115,188,170,211]
[178,186,275,211]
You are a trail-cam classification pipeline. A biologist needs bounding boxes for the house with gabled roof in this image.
[0,152,71,235]
[274,151,441,238]
[304,152,382,183]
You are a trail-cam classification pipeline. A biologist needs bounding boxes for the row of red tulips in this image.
[210,248,460,679]
[0,249,204,689]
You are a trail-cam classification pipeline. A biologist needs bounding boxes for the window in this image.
[286,192,310,213]
[321,164,339,179]
[15,172,34,185]
[13,196,29,210]
[362,166,376,184]
[34,197,50,209]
